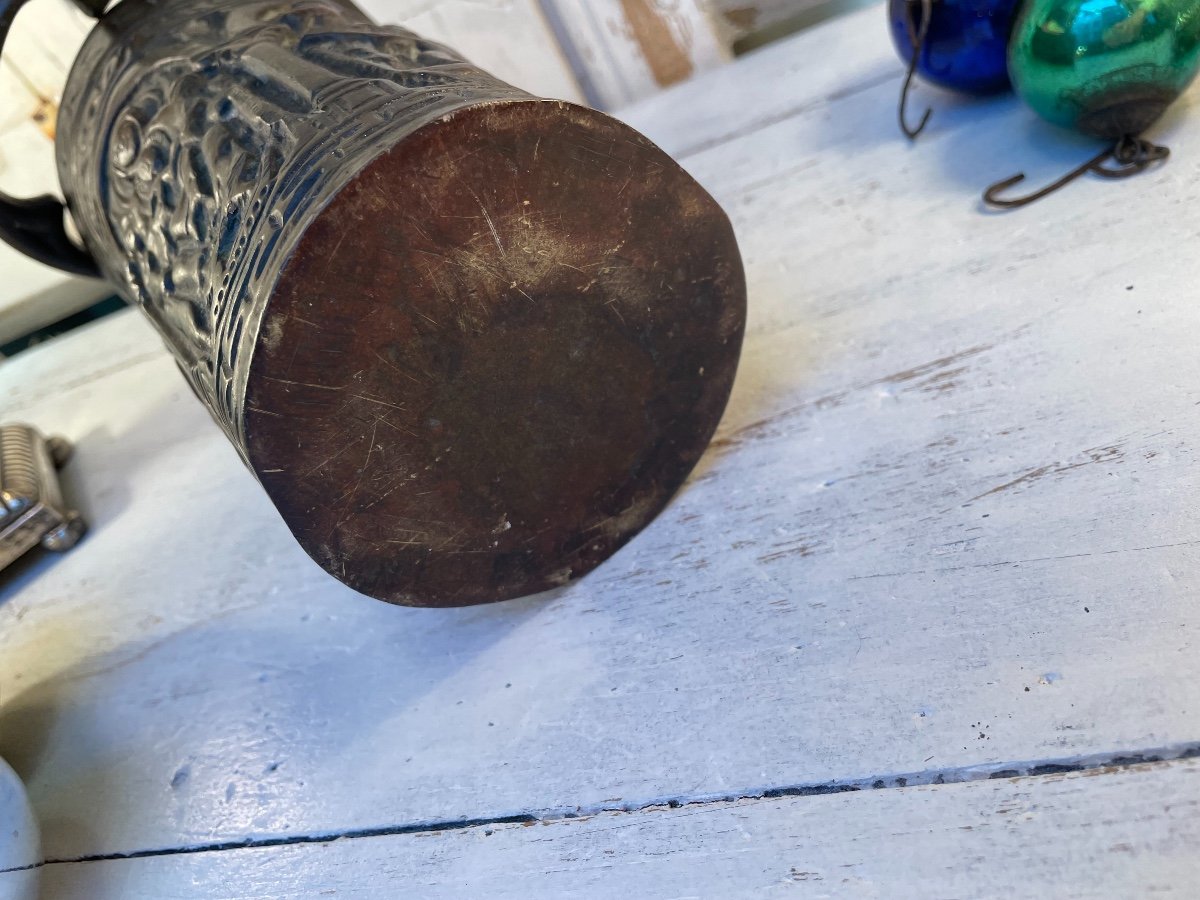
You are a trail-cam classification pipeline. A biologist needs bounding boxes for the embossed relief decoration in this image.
[96,0,522,446]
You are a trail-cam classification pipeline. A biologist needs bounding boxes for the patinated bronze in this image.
[17,0,745,605]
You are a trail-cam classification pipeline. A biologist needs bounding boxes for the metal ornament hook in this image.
[983,134,1169,209]
[898,0,934,140]
[0,0,107,277]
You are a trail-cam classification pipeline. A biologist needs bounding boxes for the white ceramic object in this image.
[0,756,39,900]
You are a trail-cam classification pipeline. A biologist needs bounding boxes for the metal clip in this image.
[0,423,85,573]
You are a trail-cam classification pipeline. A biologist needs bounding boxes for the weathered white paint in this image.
[4,5,1200,894]
[619,4,896,158]
[0,757,38,900]
[539,0,730,109]
[31,759,1200,898]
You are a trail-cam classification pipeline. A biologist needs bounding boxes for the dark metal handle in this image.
[0,0,106,277]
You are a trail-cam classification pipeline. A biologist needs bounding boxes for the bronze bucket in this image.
[0,0,746,606]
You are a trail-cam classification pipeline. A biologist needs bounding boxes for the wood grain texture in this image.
[4,4,1200,882]
[29,758,1200,898]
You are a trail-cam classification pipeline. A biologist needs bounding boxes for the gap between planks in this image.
[6,739,1200,875]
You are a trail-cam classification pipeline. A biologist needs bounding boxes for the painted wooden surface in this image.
[539,0,730,109]
[24,757,1200,898]
[621,4,895,158]
[4,3,1200,895]
[357,0,582,102]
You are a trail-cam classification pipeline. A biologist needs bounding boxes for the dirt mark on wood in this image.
[968,443,1126,504]
[713,342,994,450]
[620,0,695,87]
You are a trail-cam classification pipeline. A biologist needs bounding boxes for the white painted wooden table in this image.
[5,4,1200,896]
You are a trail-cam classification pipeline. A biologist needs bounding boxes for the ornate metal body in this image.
[59,0,532,452]
[24,0,746,606]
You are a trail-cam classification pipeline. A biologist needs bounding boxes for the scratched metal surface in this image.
[3,3,1200,889]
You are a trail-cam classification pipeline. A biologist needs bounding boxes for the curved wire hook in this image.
[983,135,1169,209]
[898,0,934,140]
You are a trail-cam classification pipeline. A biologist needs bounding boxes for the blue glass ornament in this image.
[889,0,1024,95]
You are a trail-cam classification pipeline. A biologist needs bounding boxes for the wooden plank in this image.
[23,758,1200,898]
[619,4,895,157]
[539,0,730,109]
[356,0,582,102]
[6,9,1200,867]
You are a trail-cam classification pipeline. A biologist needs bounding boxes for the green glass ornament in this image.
[1009,0,1200,137]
